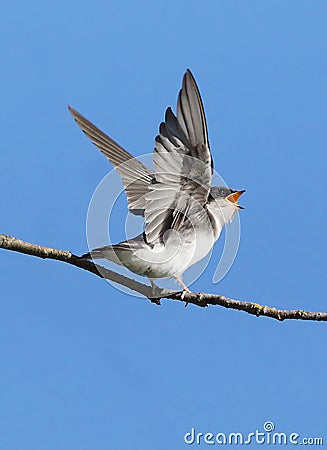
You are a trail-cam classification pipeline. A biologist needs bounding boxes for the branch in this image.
[1,233,326,322]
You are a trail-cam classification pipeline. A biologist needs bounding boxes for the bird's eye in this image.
[220,189,226,196]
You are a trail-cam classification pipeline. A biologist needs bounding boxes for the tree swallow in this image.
[69,70,244,293]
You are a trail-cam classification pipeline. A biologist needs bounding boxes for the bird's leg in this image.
[149,278,158,290]
[147,278,162,305]
[175,277,191,300]
[148,278,162,301]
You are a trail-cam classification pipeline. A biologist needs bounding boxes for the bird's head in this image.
[208,186,245,224]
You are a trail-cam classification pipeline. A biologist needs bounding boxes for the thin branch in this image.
[0,233,326,322]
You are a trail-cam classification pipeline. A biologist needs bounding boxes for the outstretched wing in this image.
[145,69,213,244]
[68,106,153,215]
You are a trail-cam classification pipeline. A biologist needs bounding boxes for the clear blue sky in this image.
[0,1,326,448]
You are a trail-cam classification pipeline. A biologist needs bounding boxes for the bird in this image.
[69,69,244,294]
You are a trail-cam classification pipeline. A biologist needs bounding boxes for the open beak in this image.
[226,190,245,209]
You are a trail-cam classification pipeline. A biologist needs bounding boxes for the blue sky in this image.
[0,1,326,448]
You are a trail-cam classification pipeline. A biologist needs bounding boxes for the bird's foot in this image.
[148,279,162,305]
[176,277,191,293]
[176,277,191,304]
[181,287,191,298]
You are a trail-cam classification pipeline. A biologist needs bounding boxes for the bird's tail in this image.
[80,245,122,265]
[80,249,103,260]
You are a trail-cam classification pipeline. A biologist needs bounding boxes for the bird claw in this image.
[148,279,162,305]
[150,297,161,305]
[175,277,191,294]
[181,288,191,306]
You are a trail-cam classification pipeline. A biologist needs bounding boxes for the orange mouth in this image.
[226,190,245,209]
